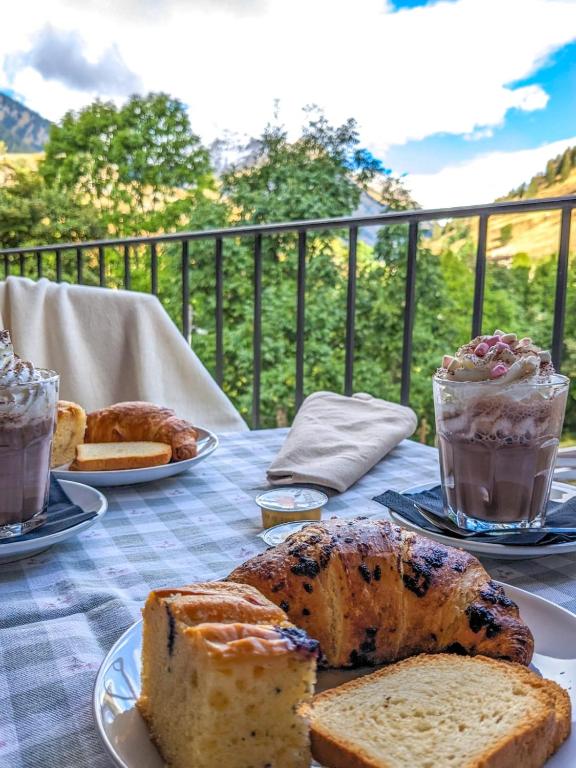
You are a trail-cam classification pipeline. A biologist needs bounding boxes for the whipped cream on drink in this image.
[437,330,553,385]
[0,330,41,386]
[0,331,58,534]
[433,331,568,526]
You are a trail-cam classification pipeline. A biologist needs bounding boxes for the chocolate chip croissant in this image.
[85,401,198,460]
[227,518,533,668]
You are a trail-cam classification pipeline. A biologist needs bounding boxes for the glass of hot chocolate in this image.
[0,331,59,539]
[433,331,569,531]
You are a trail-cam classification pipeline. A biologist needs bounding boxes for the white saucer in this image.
[93,583,576,768]
[0,480,107,564]
[52,427,218,487]
[387,481,576,560]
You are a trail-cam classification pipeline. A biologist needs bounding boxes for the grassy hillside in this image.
[429,151,576,263]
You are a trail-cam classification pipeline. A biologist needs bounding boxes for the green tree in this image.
[222,109,381,223]
[559,148,572,181]
[527,177,540,196]
[211,110,384,425]
[500,222,513,246]
[545,158,558,185]
[0,165,105,250]
[41,93,214,235]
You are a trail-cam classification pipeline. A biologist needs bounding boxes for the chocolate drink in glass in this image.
[0,331,59,538]
[433,331,568,531]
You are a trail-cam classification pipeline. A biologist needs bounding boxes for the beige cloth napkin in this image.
[0,277,247,432]
[267,391,418,493]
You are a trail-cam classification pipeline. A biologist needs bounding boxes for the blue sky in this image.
[1,0,576,206]
[386,38,576,178]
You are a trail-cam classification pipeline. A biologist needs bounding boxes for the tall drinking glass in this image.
[433,373,569,531]
[0,370,59,538]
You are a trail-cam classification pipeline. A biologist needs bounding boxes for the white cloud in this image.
[0,0,575,153]
[463,126,495,141]
[12,25,141,95]
[406,136,576,208]
[2,0,576,209]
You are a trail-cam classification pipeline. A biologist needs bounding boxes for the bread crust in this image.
[307,655,571,768]
[50,400,87,467]
[146,582,288,627]
[70,441,171,471]
[85,401,198,460]
[227,518,534,668]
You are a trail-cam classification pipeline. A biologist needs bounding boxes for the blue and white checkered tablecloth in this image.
[1,429,576,767]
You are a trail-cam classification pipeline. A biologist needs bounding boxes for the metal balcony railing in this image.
[1,195,575,427]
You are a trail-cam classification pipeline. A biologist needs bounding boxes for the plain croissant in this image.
[227,517,534,668]
[85,401,198,460]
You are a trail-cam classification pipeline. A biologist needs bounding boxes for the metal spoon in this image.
[415,504,576,538]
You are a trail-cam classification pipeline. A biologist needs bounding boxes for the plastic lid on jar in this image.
[255,487,329,513]
[260,520,321,547]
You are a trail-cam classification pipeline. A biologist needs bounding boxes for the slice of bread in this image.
[306,654,571,768]
[51,400,87,467]
[70,441,172,471]
[137,583,319,768]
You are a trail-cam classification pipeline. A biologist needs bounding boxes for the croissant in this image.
[227,517,534,668]
[85,401,198,461]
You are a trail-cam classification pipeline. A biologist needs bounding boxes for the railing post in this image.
[252,234,262,429]
[76,247,83,284]
[181,240,190,341]
[400,222,418,407]
[124,245,131,290]
[99,246,105,287]
[55,249,62,282]
[295,230,307,410]
[36,251,42,279]
[19,253,25,276]
[344,225,358,397]
[215,237,224,387]
[552,207,572,371]
[150,242,158,296]
[3,255,8,279]
[471,214,488,338]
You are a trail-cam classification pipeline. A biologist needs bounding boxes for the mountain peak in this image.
[0,92,51,153]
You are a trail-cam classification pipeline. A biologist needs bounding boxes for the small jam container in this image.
[256,487,328,529]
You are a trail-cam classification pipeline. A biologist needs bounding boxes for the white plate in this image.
[52,427,218,487]
[0,480,107,564]
[388,481,576,560]
[93,583,576,768]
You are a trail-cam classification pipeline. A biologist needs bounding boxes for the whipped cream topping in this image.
[437,330,554,385]
[0,330,41,386]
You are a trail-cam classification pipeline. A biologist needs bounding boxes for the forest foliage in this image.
[0,93,574,441]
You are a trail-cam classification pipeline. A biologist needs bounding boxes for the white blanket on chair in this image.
[0,277,247,432]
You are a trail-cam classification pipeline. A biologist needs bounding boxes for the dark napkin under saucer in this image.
[373,485,576,545]
[0,475,98,545]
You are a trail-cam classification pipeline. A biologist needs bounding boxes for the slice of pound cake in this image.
[137,582,319,768]
[306,653,570,768]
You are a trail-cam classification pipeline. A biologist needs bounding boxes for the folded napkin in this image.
[0,475,98,544]
[374,485,576,545]
[267,391,418,493]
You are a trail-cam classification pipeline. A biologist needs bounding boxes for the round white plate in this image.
[94,583,576,768]
[388,481,576,560]
[0,480,107,565]
[52,427,218,487]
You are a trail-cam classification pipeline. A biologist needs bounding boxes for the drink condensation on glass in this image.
[433,373,569,531]
[0,370,59,538]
